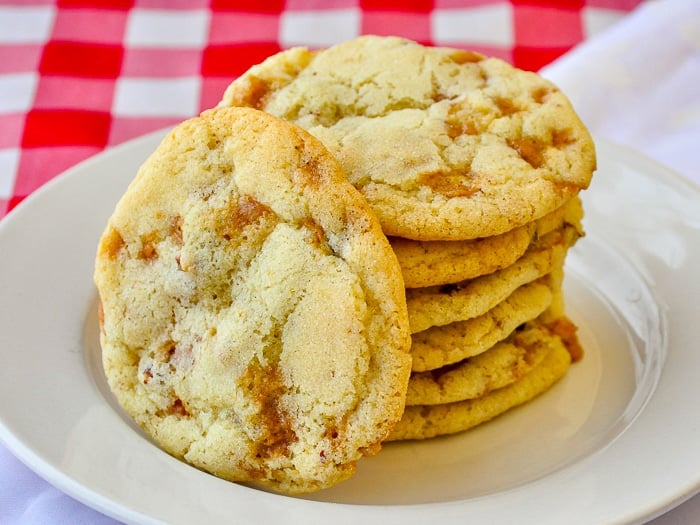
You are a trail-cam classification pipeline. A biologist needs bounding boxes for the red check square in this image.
[22,109,111,147]
[360,0,434,11]
[433,0,505,7]
[40,41,124,78]
[361,11,432,43]
[208,12,280,44]
[514,4,583,47]
[513,0,583,7]
[33,76,116,111]
[586,0,643,7]
[211,0,284,13]
[133,0,209,7]
[202,42,281,77]
[51,7,129,44]
[0,114,25,149]
[121,48,203,77]
[13,145,102,196]
[108,116,180,146]
[284,0,356,7]
[513,45,570,71]
[57,0,134,8]
[6,196,25,215]
[0,44,44,74]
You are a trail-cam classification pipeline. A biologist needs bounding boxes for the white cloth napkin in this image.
[543,2,700,522]
[541,0,700,187]
[2,1,699,523]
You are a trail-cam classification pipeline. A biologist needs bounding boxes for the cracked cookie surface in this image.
[218,36,596,240]
[94,107,412,494]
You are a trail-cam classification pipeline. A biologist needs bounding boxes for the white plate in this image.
[0,133,699,525]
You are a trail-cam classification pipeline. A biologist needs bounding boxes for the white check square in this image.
[0,149,19,199]
[0,7,54,44]
[113,77,200,118]
[0,73,37,113]
[280,8,360,48]
[432,4,514,47]
[125,8,209,48]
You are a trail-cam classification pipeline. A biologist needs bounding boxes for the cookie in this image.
[390,223,533,289]
[545,316,585,363]
[534,194,583,320]
[391,195,579,288]
[387,326,572,441]
[406,324,552,406]
[539,194,584,239]
[218,36,596,241]
[406,225,577,333]
[94,106,412,494]
[411,280,552,372]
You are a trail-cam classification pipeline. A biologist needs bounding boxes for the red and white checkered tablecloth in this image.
[0,0,644,222]
[6,1,700,524]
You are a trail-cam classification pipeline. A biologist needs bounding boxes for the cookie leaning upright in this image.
[218,35,596,241]
[94,107,412,494]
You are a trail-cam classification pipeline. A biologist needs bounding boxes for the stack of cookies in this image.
[386,196,584,440]
[94,35,597,496]
[218,36,596,441]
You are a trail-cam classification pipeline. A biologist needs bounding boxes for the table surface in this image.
[1,1,699,524]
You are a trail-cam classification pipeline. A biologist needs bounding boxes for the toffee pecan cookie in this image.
[406,225,579,333]
[390,225,533,289]
[410,281,552,372]
[391,196,580,288]
[94,107,412,494]
[388,325,572,441]
[218,35,596,241]
[406,323,552,406]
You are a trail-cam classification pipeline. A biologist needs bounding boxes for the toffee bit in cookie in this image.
[169,398,189,417]
[493,96,522,116]
[508,136,546,169]
[448,49,484,64]
[418,170,481,199]
[239,358,300,460]
[552,128,576,148]
[98,226,124,260]
[545,316,584,363]
[230,195,272,231]
[302,218,329,248]
[532,86,555,103]
[138,232,160,262]
[170,215,183,246]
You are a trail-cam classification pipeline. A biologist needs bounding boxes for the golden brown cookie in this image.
[410,280,552,372]
[387,326,572,441]
[406,225,578,333]
[389,224,533,289]
[94,107,412,494]
[218,36,596,241]
[390,196,580,288]
[406,324,552,406]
